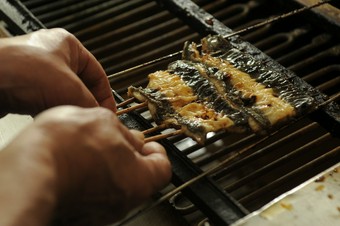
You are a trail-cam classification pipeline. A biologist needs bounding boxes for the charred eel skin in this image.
[168,60,271,131]
[128,86,222,144]
[128,35,317,143]
[199,35,316,115]
[168,60,250,128]
[183,35,316,128]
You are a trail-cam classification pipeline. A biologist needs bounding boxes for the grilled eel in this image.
[128,71,240,144]
[127,35,316,144]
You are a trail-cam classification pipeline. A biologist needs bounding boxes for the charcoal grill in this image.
[1,0,339,225]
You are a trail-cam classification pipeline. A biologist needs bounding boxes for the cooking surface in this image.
[231,162,340,226]
[2,0,340,225]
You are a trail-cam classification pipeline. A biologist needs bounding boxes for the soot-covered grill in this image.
[1,0,339,225]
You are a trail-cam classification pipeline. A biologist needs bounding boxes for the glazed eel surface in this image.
[128,35,316,144]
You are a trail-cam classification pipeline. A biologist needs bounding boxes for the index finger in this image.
[77,44,116,112]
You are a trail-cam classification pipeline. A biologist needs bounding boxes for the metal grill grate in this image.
[19,0,340,224]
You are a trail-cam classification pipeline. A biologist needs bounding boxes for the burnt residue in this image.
[205,17,214,26]
[315,175,326,183]
[241,95,257,106]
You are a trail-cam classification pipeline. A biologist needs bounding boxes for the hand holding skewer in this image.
[0,28,172,226]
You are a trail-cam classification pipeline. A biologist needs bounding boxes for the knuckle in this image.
[95,107,115,121]
[52,28,71,37]
[50,28,78,44]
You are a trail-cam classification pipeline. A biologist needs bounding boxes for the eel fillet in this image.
[127,35,316,144]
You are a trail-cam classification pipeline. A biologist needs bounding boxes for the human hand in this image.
[0,106,171,225]
[0,28,115,116]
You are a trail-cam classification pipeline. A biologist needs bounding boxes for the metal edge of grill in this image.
[1,0,340,225]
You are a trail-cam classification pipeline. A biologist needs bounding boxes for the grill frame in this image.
[2,0,340,225]
[0,0,45,35]
[285,0,340,36]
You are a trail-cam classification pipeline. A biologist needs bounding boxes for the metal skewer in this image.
[108,0,332,81]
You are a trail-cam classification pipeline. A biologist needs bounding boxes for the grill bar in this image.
[276,33,333,66]
[288,0,340,36]
[289,45,340,76]
[225,132,330,192]
[42,0,120,28]
[183,134,257,157]
[28,0,104,17]
[73,1,155,39]
[240,145,340,206]
[88,12,174,55]
[101,27,193,70]
[201,122,318,171]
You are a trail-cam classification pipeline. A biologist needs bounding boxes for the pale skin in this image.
[0,29,172,226]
